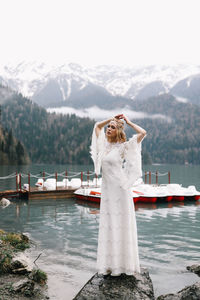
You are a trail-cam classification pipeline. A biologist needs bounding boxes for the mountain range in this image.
[1,82,200,165]
[1,62,200,165]
[0,62,200,109]
[0,84,95,165]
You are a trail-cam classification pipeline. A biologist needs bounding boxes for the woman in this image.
[90,114,146,276]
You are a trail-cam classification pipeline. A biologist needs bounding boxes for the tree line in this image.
[1,86,200,165]
[0,126,29,165]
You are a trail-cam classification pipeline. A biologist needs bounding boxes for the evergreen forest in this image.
[1,93,94,164]
[0,126,29,165]
[1,84,200,165]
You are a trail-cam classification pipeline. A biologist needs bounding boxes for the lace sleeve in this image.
[120,134,143,189]
[90,123,106,175]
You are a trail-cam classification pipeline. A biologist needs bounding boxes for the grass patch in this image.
[0,250,12,273]
[1,232,30,251]
[0,230,30,274]
[31,269,48,285]
[0,230,48,299]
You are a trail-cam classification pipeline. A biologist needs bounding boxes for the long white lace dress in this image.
[91,123,142,276]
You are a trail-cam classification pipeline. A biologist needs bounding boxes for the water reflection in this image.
[76,198,200,213]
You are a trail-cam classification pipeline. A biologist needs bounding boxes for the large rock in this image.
[157,281,200,300]
[0,198,10,208]
[11,252,34,274]
[12,278,35,297]
[187,265,200,277]
[73,268,155,300]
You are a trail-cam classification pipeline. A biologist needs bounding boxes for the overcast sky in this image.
[0,0,200,67]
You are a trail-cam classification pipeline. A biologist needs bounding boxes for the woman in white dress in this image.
[90,114,146,276]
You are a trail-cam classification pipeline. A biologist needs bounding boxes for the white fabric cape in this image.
[90,122,143,189]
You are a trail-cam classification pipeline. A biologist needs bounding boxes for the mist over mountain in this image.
[0,84,94,164]
[1,62,200,165]
[123,94,200,164]
[0,62,200,109]
[1,82,200,165]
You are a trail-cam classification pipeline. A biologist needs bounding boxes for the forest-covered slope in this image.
[1,91,94,164]
[0,126,29,165]
[127,94,200,164]
[1,84,200,165]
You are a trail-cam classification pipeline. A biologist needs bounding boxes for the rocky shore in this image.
[1,228,199,299]
[73,264,200,300]
[157,264,200,300]
[0,229,49,300]
[73,268,154,300]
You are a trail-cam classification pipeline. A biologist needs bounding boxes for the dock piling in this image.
[28,173,30,193]
[16,172,18,191]
[95,174,98,187]
[43,171,45,183]
[81,172,83,187]
[19,174,22,192]
[156,171,158,185]
[149,171,151,185]
[55,172,58,190]
[168,171,171,184]
[65,170,68,187]
[87,170,90,187]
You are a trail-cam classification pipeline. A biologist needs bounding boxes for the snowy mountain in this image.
[0,61,200,108]
[170,74,200,105]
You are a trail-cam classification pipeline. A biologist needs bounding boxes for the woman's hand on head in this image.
[122,114,129,124]
[114,114,123,120]
[114,114,129,124]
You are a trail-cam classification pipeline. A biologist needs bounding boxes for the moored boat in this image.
[74,183,200,204]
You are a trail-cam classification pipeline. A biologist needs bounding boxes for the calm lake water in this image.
[0,164,200,299]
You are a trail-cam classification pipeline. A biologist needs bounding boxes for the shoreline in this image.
[73,265,200,300]
[0,190,200,299]
[0,230,49,300]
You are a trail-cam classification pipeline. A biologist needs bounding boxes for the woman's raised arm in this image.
[117,114,147,143]
[95,118,112,137]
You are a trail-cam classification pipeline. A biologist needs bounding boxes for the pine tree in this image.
[16,141,25,164]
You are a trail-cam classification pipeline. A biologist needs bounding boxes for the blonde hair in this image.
[111,118,126,143]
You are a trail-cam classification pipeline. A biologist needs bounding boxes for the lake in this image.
[0,164,200,299]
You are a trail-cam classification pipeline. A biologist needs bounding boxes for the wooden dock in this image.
[28,186,76,200]
[0,187,76,200]
[0,169,172,201]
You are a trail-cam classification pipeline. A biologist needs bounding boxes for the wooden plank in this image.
[27,187,76,200]
[0,186,77,200]
[29,193,75,200]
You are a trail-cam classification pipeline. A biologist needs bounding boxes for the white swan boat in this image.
[33,177,200,204]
